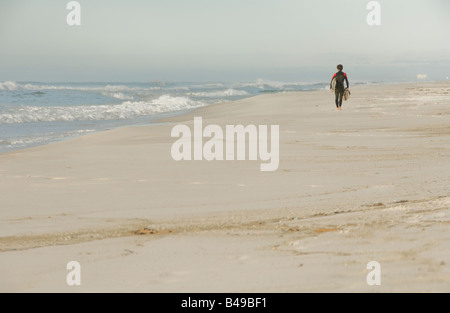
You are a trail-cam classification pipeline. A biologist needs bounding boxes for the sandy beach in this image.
[1,82,450,292]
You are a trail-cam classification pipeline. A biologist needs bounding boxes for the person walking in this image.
[330,64,349,110]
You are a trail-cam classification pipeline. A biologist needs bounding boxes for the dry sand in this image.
[1,82,450,292]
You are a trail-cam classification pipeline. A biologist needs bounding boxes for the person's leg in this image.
[338,90,344,108]
[335,89,340,109]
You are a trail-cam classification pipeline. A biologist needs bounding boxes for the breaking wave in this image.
[0,81,161,92]
[0,81,20,91]
[101,92,135,100]
[0,95,205,124]
[188,89,249,97]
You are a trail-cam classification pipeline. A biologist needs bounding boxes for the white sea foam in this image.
[0,81,20,91]
[101,92,134,100]
[191,83,225,89]
[0,95,205,124]
[234,79,325,90]
[188,89,249,97]
[22,83,145,92]
[165,86,190,91]
[3,129,96,147]
[0,81,161,92]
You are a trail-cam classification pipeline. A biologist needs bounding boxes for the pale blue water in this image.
[0,79,373,153]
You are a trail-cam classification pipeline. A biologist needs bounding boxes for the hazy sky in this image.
[0,0,449,82]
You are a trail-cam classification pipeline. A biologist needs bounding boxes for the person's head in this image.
[337,64,343,71]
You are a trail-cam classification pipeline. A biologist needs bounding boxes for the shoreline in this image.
[0,80,422,157]
[1,81,449,292]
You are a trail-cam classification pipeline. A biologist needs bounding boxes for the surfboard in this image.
[331,78,336,92]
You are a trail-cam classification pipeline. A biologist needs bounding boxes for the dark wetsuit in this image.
[330,71,349,108]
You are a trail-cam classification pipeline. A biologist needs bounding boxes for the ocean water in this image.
[0,79,367,153]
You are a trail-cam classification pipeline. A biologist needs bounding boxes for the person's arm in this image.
[344,73,349,88]
[330,73,336,90]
